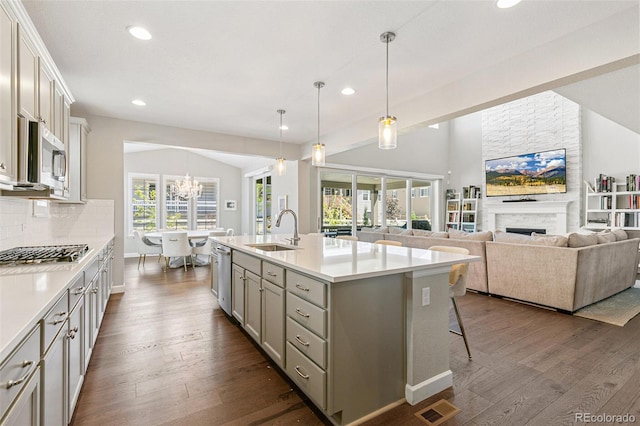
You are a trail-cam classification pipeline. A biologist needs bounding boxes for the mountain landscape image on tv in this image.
[485,149,566,197]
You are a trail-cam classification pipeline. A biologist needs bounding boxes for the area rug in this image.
[574,284,640,327]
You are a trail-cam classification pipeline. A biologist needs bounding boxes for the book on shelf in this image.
[625,174,640,191]
[595,174,615,192]
[445,189,458,200]
[462,185,481,199]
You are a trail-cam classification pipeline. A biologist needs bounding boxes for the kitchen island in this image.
[212,234,479,425]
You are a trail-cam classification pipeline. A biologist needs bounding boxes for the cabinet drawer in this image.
[42,294,68,355]
[286,270,326,308]
[286,292,326,338]
[286,317,326,369]
[232,251,261,275]
[262,261,284,287]
[68,273,86,310]
[286,342,326,410]
[0,325,40,419]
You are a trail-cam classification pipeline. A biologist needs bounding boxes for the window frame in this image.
[127,173,160,236]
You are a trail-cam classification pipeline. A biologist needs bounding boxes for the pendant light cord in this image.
[385,36,389,117]
[317,84,321,145]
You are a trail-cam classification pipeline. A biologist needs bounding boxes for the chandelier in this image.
[171,173,202,200]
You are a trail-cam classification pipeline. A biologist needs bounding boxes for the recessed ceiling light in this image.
[496,0,522,8]
[131,99,146,106]
[127,26,152,40]
[341,87,356,96]
[279,125,289,130]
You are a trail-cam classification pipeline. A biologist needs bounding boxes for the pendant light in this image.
[275,109,286,176]
[378,31,397,150]
[312,81,326,166]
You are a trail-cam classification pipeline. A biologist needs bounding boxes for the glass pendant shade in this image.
[276,157,286,176]
[378,115,397,149]
[171,173,202,200]
[312,142,325,166]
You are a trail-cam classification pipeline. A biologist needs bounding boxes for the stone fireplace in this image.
[485,200,572,234]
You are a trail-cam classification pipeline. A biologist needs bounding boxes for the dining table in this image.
[145,230,222,267]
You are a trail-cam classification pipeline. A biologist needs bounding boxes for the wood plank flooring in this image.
[71,259,640,425]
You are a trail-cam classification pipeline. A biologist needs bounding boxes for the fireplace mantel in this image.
[485,200,573,233]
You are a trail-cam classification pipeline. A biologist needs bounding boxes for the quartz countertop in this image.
[211,234,479,283]
[0,235,114,362]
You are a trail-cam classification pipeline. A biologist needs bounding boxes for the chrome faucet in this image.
[275,208,300,245]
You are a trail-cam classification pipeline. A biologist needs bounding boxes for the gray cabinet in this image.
[210,251,219,297]
[1,366,40,426]
[261,280,284,367]
[37,60,53,128]
[66,118,89,203]
[231,264,246,325]
[66,295,83,423]
[42,323,66,425]
[17,24,37,121]
[244,270,262,343]
[0,3,16,185]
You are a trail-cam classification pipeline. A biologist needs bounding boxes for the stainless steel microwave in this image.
[14,115,67,197]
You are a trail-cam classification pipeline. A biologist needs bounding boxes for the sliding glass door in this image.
[254,174,272,235]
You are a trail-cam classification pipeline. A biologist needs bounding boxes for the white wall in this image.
[271,161,299,236]
[123,148,242,254]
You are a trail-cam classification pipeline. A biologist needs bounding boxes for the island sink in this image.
[244,243,297,252]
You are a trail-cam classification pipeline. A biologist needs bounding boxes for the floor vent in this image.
[414,399,460,425]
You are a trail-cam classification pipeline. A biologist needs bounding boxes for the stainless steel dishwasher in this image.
[215,244,232,315]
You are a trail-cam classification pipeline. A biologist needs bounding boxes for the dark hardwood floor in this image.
[71,258,640,425]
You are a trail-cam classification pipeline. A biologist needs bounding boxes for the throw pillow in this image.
[494,230,567,246]
[596,231,617,244]
[448,229,493,241]
[494,230,533,243]
[568,233,598,248]
[372,227,389,233]
[575,227,596,235]
[531,232,569,247]
[412,229,448,238]
[387,227,403,235]
[400,229,414,236]
[612,229,628,241]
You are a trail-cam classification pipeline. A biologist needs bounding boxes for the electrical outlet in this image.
[422,287,430,306]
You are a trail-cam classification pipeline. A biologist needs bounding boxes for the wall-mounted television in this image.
[485,149,566,197]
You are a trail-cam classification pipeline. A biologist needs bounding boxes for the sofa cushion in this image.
[400,229,414,235]
[412,229,448,238]
[596,231,617,244]
[448,229,493,241]
[495,230,568,247]
[612,229,628,241]
[568,233,598,247]
[372,227,389,233]
[387,227,403,235]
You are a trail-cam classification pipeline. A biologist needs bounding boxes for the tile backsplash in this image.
[0,198,114,250]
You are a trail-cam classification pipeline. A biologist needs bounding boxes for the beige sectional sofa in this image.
[356,227,640,313]
[356,228,492,293]
[486,232,640,312]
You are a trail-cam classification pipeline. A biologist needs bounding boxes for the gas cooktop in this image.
[0,244,89,266]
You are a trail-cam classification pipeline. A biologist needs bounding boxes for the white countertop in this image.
[0,235,114,362]
[211,234,479,283]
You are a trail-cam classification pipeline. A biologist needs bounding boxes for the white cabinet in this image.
[585,180,640,230]
[42,325,66,426]
[37,60,53,129]
[65,118,89,203]
[17,24,37,121]
[66,292,83,423]
[261,280,284,367]
[231,264,246,325]
[0,3,16,185]
[1,366,40,426]
[244,270,262,343]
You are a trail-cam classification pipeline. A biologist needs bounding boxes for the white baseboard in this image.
[405,370,453,405]
[111,284,125,294]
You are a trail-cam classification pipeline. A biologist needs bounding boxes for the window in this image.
[163,175,220,230]
[419,187,430,197]
[411,189,416,198]
[128,173,159,234]
[362,191,370,201]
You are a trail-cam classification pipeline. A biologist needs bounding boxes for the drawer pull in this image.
[295,335,310,347]
[295,284,310,292]
[72,286,85,295]
[266,271,277,277]
[67,326,78,339]
[6,360,34,389]
[50,311,68,325]
[295,308,310,318]
[294,366,309,380]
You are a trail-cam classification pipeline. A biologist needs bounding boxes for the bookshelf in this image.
[584,174,640,230]
[446,191,461,230]
[461,198,478,232]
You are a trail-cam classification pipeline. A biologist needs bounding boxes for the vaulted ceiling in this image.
[23,0,640,161]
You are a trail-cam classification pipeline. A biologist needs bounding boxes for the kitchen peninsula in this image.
[212,234,479,425]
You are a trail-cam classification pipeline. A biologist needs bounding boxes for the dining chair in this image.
[337,235,358,241]
[429,245,472,359]
[225,228,234,236]
[374,240,402,246]
[161,231,194,272]
[192,237,213,265]
[133,230,162,269]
